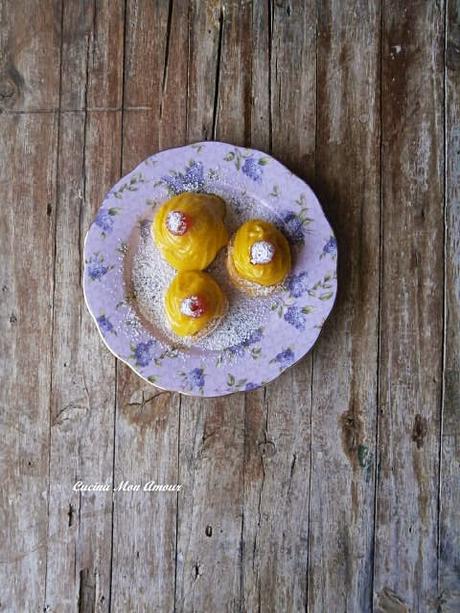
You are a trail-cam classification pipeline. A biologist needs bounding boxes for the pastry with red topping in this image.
[164,270,227,337]
[152,193,228,271]
[227,219,291,296]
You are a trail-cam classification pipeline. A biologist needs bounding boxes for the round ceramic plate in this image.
[83,142,337,397]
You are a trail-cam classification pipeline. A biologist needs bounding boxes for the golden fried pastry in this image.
[227,219,291,295]
[152,193,228,271]
[164,270,227,337]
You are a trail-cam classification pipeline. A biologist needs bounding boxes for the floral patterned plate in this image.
[83,142,337,396]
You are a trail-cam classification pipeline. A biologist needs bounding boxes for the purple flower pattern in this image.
[97,315,114,335]
[224,149,268,182]
[181,368,205,391]
[242,157,263,183]
[271,348,295,369]
[84,143,337,396]
[283,211,306,244]
[87,254,110,281]
[133,340,156,367]
[283,306,307,331]
[285,272,309,298]
[95,208,118,234]
[228,327,263,357]
[322,236,337,256]
[162,161,205,194]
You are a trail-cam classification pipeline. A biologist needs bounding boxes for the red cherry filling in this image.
[180,295,206,318]
[166,210,191,236]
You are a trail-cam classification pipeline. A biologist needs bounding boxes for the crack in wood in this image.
[42,2,65,607]
[2,1,454,611]
[159,0,174,122]
[78,568,96,613]
[212,5,224,140]
[412,414,428,449]
[376,586,408,613]
[340,407,365,471]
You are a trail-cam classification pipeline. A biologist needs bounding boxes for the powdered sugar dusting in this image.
[166,210,188,235]
[180,296,205,318]
[84,141,338,397]
[250,240,275,264]
[130,184,282,357]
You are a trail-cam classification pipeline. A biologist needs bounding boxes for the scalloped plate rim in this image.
[83,140,338,397]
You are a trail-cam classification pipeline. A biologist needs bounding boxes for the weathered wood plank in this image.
[214,0,252,145]
[109,107,180,613]
[0,3,450,611]
[0,0,61,111]
[44,110,121,612]
[0,3,62,608]
[248,0,270,154]
[175,392,246,612]
[439,0,460,609]
[157,0,191,151]
[270,0,316,176]
[0,114,58,610]
[374,2,444,610]
[243,368,313,612]
[175,2,250,611]
[59,0,93,111]
[43,3,125,610]
[123,0,169,110]
[242,2,316,611]
[121,0,170,166]
[111,369,180,612]
[309,1,381,611]
[109,2,180,611]
[187,0,222,143]
[59,0,125,111]
[86,0,125,110]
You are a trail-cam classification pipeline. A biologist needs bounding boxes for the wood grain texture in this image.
[86,0,125,110]
[0,114,58,610]
[270,0,316,176]
[440,0,460,609]
[110,4,180,609]
[43,2,124,610]
[0,0,61,111]
[59,0,93,111]
[187,0,222,143]
[214,0,252,146]
[123,0,169,109]
[0,3,61,609]
[111,370,179,612]
[309,2,381,611]
[1,1,457,611]
[175,3,247,611]
[241,2,316,611]
[374,2,445,610]
[45,111,121,613]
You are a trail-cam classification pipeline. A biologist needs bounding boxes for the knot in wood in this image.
[258,441,276,458]
[0,69,21,110]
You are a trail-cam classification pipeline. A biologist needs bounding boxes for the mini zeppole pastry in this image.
[164,270,227,337]
[152,193,228,271]
[227,219,291,295]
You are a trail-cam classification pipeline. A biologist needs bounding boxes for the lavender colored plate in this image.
[83,142,337,397]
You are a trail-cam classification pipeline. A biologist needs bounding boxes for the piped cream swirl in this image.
[153,193,228,271]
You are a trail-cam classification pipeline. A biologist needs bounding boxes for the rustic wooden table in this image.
[1,1,459,611]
